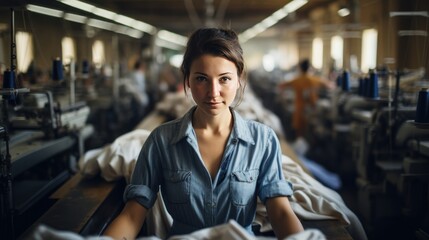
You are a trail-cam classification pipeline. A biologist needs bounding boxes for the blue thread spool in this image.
[363,77,370,97]
[3,69,16,89]
[415,88,429,123]
[82,60,90,74]
[2,70,17,103]
[368,70,379,98]
[52,58,63,81]
[336,75,342,87]
[358,77,364,96]
[342,70,350,91]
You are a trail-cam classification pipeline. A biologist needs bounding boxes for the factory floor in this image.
[303,138,420,240]
[337,168,420,240]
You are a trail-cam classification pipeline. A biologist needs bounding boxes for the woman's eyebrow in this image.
[193,72,208,76]
[192,71,233,76]
[219,72,233,76]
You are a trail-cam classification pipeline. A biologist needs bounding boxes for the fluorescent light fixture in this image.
[25,4,145,39]
[64,13,87,23]
[283,0,308,13]
[58,0,95,12]
[155,38,184,51]
[93,8,117,19]
[390,11,429,18]
[125,29,144,39]
[114,25,129,35]
[58,0,157,34]
[27,4,64,18]
[115,15,136,26]
[338,7,350,17]
[398,30,427,37]
[133,21,157,35]
[239,0,307,42]
[115,26,143,39]
[157,30,188,46]
[57,0,187,45]
[260,16,278,29]
[272,9,288,21]
[87,18,114,31]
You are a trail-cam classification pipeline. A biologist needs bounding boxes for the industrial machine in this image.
[0,9,93,239]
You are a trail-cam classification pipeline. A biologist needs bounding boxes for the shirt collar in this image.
[171,106,255,145]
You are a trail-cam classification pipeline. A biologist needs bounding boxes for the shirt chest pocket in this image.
[230,169,259,206]
[163,170,191,204]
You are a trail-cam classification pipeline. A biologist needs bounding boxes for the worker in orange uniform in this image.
[278,59,334,139]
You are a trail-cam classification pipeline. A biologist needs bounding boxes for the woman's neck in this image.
[192,107,233,134]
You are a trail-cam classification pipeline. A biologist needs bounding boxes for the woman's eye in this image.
[196,76,206,82]
[220,77,231,83]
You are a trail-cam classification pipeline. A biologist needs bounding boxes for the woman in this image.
[104,28,303,239]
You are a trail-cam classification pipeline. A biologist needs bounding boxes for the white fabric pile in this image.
[78,129,367,240]
[30,220,325,240]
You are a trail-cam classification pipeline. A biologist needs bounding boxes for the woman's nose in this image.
[208,81,220,97]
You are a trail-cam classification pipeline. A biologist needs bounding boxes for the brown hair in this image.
[180,28,246,106]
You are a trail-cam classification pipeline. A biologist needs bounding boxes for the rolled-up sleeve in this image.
[123,184,157,209]
[123,130,162,209]
[258,128,294,203]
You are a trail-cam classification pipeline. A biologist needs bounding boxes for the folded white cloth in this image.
[30,221,326,240]
[79,129,151,182]
[78,129,366,240]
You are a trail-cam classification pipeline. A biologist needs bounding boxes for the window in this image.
[92,40,105,68]
[331,35,344,69]
[62,37,76,65]
[16,31,34,72]
[361,28,378,72]
[312,37,323,70]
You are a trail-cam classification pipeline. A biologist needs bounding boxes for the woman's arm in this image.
[103,200,148,240]
[265,196,304,239]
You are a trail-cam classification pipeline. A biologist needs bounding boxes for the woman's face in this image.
[187,54,240,116]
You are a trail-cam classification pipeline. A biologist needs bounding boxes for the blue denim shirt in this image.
[124,106,293,236]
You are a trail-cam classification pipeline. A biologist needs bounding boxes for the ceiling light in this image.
[338,7,350,17]
[87,19,114,31]
[27,4,63,18]
[239,0,308,43]
[157,30,188,46]
[64,13,87,23]
[114,15,136,26]
[58,0,95,12]
[389,11,429,18]
[93,8,117,19]
[283,0,308,13]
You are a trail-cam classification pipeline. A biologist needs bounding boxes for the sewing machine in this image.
[0,89,93,238]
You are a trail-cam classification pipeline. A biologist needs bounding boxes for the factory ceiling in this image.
[0,0,338,38]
